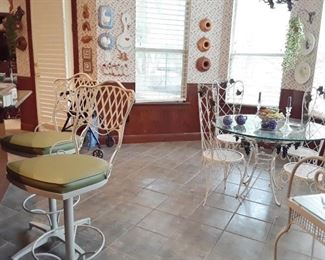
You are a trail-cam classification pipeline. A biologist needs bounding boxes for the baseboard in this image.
[122,132,201,143]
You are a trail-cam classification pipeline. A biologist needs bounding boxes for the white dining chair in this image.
[215,79,245,148]
[197,83,247,204]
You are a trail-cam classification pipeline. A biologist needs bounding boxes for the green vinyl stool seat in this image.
[7,154,109,194]
[1,132,77,157]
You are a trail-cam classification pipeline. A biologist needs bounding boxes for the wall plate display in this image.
[300,31,315,56]
[98,5,114,29]
[98,33,115,50]
[82,47,92,60]
[116,12,132,61]
[294,61,311,84]
[83,60,93,74]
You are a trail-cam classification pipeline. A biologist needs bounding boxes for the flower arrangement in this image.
[282,17,304,71]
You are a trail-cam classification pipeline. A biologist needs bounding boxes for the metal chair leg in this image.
[274,224,292,260]
[64,198,76,260]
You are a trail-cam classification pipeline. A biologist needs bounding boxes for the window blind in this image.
[228,0,290,107]
[136,0,190,102]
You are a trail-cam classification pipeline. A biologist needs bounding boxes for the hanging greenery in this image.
[282,17,304,71]
[4,14,17,60]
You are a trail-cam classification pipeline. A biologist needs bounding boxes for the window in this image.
[312,3,325,116]
[228,0,290,106]
[135,0,189,102]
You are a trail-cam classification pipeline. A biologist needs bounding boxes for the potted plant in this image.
[282,17,304,71]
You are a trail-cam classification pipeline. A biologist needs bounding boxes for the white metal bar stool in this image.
[6,81,135,259]
[1,73,97,259]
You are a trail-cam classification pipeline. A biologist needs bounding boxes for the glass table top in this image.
[215,114,325,143]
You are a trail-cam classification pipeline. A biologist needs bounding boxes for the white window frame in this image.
[135,0,190,103]
[228,0,290,107]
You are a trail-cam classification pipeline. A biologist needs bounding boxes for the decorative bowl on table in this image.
[235,114,247,126]
[223,115,233,126]
[258,107,285,131]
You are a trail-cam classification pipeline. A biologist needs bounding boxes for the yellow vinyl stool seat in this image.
[7,154,108,194]
[1,132,77,157]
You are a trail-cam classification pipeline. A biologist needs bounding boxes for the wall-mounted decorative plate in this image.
[300,31,315,56]
[98,5,114,29]
[98,33,115,50]
[294,61,311,84]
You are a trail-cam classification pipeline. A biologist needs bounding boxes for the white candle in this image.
[287,96,292,107]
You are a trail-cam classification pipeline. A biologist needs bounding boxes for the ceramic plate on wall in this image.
[300,31,316,56]
[294,61,311,84]
[98,33,115,50]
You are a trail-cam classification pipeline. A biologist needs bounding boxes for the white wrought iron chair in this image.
[1,73,97,259]
[215,79,245,148]
[6,81,135,259]
[198,83,247,205]
[274,156,325,260]
[286,87,325,161]
[279,87,325,191]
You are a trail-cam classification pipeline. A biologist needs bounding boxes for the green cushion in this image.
[1,132,77,156]
[7,154,109,194]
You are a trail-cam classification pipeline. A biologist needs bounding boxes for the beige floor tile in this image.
[237,200,284,224]
[110,227,167,260]
[146,179,183,195]
[190,205,233,229]
[132,189,168,208]
[246,187,275,206]
[205,192,241,212]
[226,214,272,242]
[206,232,265,260]
[137,210,187,238]
[157,192,202,218]
[97,247,138,260]
[159,220,222,260]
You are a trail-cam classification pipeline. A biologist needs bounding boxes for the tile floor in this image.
[0,141,324,260]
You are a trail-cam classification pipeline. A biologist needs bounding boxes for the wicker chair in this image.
[197,83,247,204]
[274,156,325,260]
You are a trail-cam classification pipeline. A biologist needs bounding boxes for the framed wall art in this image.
[82,47,92,60]
[83,60,93,74]
[98,5,114,29]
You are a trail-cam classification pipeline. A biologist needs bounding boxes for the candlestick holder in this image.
[280,106,292,134]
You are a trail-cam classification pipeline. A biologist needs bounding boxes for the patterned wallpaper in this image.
[77,0,97,79]
[187,0,234,83]
[282,0,324,91]
[75,0,324,90]
[13,0,30,77]
[76,0,234,84]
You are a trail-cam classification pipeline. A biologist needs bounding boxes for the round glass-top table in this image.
[214,114,325,207]
[215,114,325,143]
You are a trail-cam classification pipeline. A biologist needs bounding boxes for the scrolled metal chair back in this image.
[197,83,219,153]
[217,79,245,116]
[300,86,325,154]
[52,73,97,131]
[288,156,325,196]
